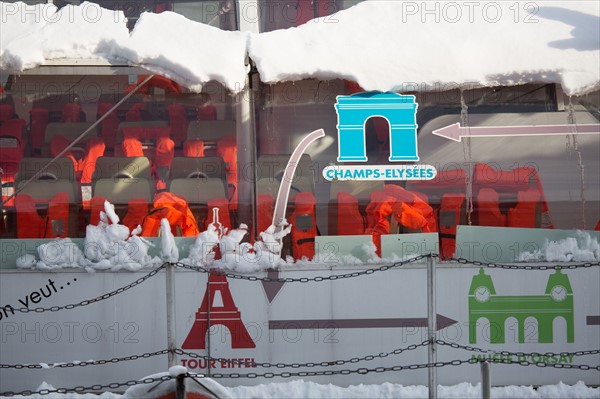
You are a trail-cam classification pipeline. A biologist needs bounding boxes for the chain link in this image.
[12,263,167,314]
[436,340,600,358]
[0,349,170,370]
[175,255,427,282]
[473,358,600,371]
[176,341,430,369]
[189,359,472,379]
[0,374,175,397]
[446,255,599,270]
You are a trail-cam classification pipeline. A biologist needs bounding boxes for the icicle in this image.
[460,91,473,225]
[567,97,586,229]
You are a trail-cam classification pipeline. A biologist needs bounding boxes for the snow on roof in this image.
[97,11,250,93]
[0,1,249,92]
[1,1,599,95]
[249,1,600,96]
[0,2,129,71]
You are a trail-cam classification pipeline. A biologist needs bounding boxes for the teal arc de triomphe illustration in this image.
[335,92,419,162]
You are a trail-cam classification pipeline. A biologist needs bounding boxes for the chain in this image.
[0,374,175,397]
[479,359,600,371]
[447,256,599,270]
[175,255,427,282]
[12,264,166,314]
[189,359,472,379]
[176,340,430,369]
[436,340,600,358]
[0,349,170,370]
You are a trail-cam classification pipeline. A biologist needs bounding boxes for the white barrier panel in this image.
[0,263,599,392]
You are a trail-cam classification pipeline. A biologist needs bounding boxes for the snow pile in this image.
[15,200,161,271]
[0,2,128,71]
[183,219,293,273]
[537,381,600,399]
[337,241,380,264]
[83,201,161,271]
[121,369,232,399]
[15,253,37,269]
[187,223,220,265]
[25,381,122,398]
[12,201,296,273]
[518,231,600,262]
[98,11,249,92]
[250,1,600,95]
[16,238,90,271]
[9,380,599,399]
[229,380,600,399]
[36,238,89,270]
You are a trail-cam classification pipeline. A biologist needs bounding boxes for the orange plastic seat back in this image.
[0,104,15,121]
[183,139,205,157]
[30,108,49,154]
[477,188,506,227]
[197,104,217,120]
[167,103,189,147]
[336,192,365,236]
[15,194,45,238]
[61,103,82,122]
[122,198,150,232]
[508,188,541,228]
[79,137,106,184]
[155,136,175,169]
[50,135,79,172]
[122,136,144,157]
[0,119,26,166]
[125,103,144,121]
[15,192,70,238]
[474,163,554,228]
[98,102,120,149]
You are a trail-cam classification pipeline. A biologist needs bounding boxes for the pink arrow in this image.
[433,123,600,142]
[261,129,324,304]
[272,129,325,230]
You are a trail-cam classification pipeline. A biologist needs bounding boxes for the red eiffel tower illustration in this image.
[182,271,255,349]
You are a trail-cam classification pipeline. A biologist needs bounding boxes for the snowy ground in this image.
[1,380,599,399]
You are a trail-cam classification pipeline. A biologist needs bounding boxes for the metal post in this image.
[166,262,177,367]
[481,360,490,399]
[175,373,186,399]
[206,273,212,377]
[427,255,437,399]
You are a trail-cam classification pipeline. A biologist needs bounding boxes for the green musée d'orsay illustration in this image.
[468,268,574,344]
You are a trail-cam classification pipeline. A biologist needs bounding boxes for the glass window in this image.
[255,80,600,261]
[0,72,245,241]
[259,0,364,32]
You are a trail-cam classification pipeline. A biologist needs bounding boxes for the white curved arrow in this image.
[272,129,325,229]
